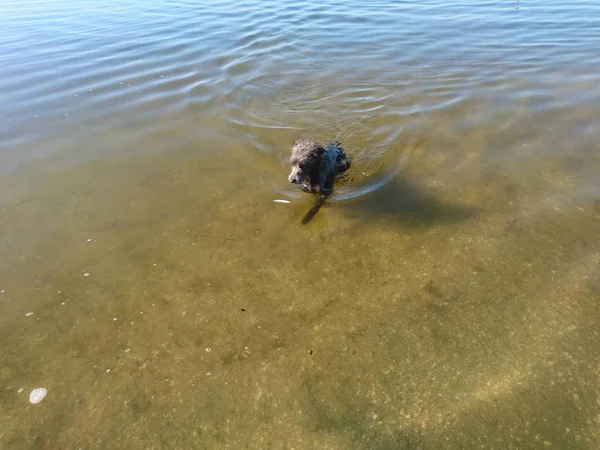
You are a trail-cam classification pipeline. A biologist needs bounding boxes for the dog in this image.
[288,139,351,195]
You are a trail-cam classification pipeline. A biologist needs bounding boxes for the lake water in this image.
[1,0,600,448]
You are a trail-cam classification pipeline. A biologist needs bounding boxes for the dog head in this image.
[288,139,324,193]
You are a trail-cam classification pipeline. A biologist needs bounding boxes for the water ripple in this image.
[1,0,600,190]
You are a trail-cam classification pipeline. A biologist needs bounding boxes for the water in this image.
[1,0,599,448]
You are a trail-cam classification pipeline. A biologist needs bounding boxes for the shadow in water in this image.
[300,373,424,449]
[301,195,327,225]
[344,178,478,228]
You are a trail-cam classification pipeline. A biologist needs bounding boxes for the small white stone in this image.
[18,388,24,393]
[61,302,65,306]
[113,317,117,321]
[84,273,90,277]
[0,289,5,293]
[29,388,47,404]
[205,347,211,353]
[87,238,92,242]
[25,312,33,317]
[106,369,111,373]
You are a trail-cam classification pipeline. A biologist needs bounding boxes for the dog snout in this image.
[288,167,300,184]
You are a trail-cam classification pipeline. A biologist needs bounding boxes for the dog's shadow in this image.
[301,197,326,225]
[302,178,478,227]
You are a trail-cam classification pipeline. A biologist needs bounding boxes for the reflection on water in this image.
[1,0,600,448]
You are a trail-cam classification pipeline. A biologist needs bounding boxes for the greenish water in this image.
[1,0,600,448]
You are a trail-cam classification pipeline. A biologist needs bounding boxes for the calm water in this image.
[1,0,600,448]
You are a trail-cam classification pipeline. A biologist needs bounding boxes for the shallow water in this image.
[1,0,600,448]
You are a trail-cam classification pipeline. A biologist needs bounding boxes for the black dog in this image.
[288,139,351,195]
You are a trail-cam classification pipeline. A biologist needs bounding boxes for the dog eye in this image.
[299,163,307,171]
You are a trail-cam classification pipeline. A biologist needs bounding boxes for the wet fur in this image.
[288,139,351,195]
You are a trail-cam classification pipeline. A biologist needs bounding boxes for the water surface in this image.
[1,0,600,448]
